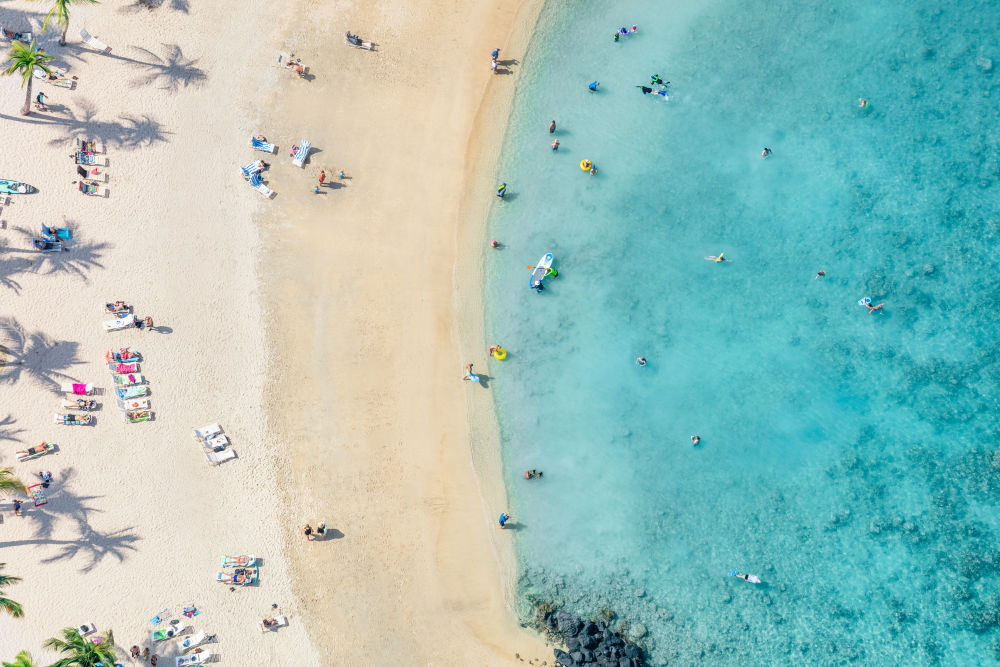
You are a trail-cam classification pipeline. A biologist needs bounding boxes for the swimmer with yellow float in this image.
[704,252,728,262]
[489,344,507,360]
[580,159,597,175]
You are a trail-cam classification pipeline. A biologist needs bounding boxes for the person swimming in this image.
[650,74,664,85]
[636,357,646,366]
[761,147,772,158]
[637,85,653,94]
[690,435,700,445]
[496,183,507,198]
[589,81,599,92]
[491,240,501,249]
[733,572,762,584]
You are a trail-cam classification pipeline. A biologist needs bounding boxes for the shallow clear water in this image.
[483,0,1000,663]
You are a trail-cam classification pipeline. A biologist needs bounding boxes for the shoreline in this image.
[255,0,550,663]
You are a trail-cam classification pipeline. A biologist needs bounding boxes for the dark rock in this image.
[618,658,634,667]
[571,650,584,663]
[581,634,600,650]
[554,649,573,667]
[584,621,599,636]
[581,649,595,663]
[624,645,642,660]
[565,636,581,651]
[557,612,581,637]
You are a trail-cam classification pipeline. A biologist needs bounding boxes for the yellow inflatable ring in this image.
[580,159,592,171]
[492,346,507,360]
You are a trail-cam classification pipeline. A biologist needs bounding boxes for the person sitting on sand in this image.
[286,61,305,77]
[263,618,276,629]
[38,470,53,483]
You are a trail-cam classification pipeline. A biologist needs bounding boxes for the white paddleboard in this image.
[529,253,554,288]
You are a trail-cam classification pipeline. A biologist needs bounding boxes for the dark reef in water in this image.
[531,601,647,667]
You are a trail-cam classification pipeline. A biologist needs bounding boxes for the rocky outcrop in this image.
[541,609,646,667]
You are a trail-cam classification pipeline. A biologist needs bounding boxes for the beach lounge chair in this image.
[41,223,72,240]
[345,31,376,50]
[260,615,288,632]
[113,373,145,386]
[175,650,211,666]
[75,152,106,166]
[220,554,255,567]
[106,347,140,363]
[79,139,103,154]
[117,385,149,399]
[248,173,274,198]
[193,423,222,440]
[103,315,137,331]
[54,413,94,426]
[216,564,255,584]
[292,140,311,167]
[126,410,152,423]
[240,159,264,178]
[109,361,139,373]
[149,620,186,643]
[62,398,97,411]
[205,434,229,451]
[250,136,276,153]
[78,623,97,637]
[206,449,237,465]
[32,237,64,252]
[1,26,32,43]
[116,397,149,411]
[61,383,94,395]
[33,68,75,89]
[176,630,206,653]
[16,442,56,461]
[104,301,131,315]
[78,180,102,196]
[80,28,111,54]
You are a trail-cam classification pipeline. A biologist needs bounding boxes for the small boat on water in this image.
[0,180,35,194]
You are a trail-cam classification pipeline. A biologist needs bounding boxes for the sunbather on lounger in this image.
[285,61,305,77]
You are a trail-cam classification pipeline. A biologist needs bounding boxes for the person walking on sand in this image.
[491,59,498,74]
[318,170,326,187]
[143,316,153,331]
[499,512,510,528]
[13,499,22,517]
[303,524,313,540]
[463,363,480,383]
[491,48,500,62]
[130,646,140,659]
[150,654,158,666]
[549,120,556,133]
[496,183,507,198]
[142,647,149,660]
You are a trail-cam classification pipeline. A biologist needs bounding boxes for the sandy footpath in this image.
[0,0,315,663]
[257,0,549,664]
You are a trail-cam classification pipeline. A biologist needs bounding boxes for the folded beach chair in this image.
[116,397,150,411]
[193,423,222,440]
[80,28,111,54]
[62,398,97,410]
[1,26,32,43]
[41,223,72,240]
[117,385,149,399]
[149,620,186,643]
[54,413,94,426]
[113,373,145,386]
[17,442,56,461]
[75,152,106,166]
[220,554,255,568]
[32,237,64,252]
[240,159,264,178]
[176,630,206,653]
[175,650,211,666]
[61,382,94,395]
[248,173,274,198]
[27,483,47,506]
[260,615,288,632]
[110,361,139,373]
[103,315,137,331]
[126,410,152,423]
[292,140,311,167]
[206,449,237,465]
[250,136,276,153]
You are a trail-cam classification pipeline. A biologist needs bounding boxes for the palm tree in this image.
[43,628,117,667]
[40,0,100,47]
[0,466,27,496]
[0,564,24,618]
[2,41,53,116]
[2,650,37,667]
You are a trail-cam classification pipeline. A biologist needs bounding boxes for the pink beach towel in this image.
[72,383,87,394]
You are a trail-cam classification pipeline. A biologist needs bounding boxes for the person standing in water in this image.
[589,81,599,92]
[549,120,556,133]
[761,147,772,158]
[551,139,559,150]
[496,183,507,198]
[499,512,510,528]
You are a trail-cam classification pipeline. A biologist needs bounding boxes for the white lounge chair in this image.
[103,315,136,331]
[60,383,94,395]
[116,397,150,411]
[250,136,276,153]
[78,622,96,636]
[292,140,310,167]
[193,423,222,440]
[249,173,274,198]
[205,434,229,451]
[33,68,75,89]
[149,619,186,643]
[240,159,264,178]
[205,449,237,465]
[176,650,211,666]
[80,28,111,54]
[1,26,32,43]
[176,630,206,653]
[62,398,96,410]
[260,615,288,632]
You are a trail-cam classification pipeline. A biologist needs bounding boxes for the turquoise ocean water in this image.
[483,0,1000,663]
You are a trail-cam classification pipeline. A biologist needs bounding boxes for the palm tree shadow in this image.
[118,0,190,13]
[0,316,85,392]
[5,468,142,572]
[8,224,109,282]
[128,44,206,91]
[0,236,33,294]
[2,98,172,150]
[0,414,26,444]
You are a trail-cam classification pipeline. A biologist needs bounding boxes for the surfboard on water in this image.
[529,253,554,288]
[0,180,35,194]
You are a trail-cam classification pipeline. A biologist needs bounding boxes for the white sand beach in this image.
[0,0,545,663]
